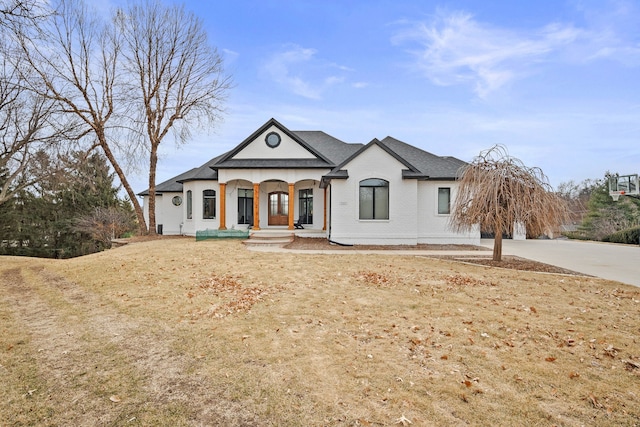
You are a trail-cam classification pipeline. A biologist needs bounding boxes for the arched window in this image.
[186,190,192,219]
[203,189,216,219]
[359,178,389,220]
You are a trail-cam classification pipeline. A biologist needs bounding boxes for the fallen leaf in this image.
[545,357,556,362]
[530,306,537,314]
[109,395,121,403]
[569,371,580,379]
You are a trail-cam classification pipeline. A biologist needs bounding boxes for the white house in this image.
[138,118,480,245]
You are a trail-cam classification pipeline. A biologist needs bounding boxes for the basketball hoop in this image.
[611,193,620,202]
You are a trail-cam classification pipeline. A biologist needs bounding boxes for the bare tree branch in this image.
[0,0,49,29]
[14,0,148,234]
[0,40,70,204]
[115,0,231,234]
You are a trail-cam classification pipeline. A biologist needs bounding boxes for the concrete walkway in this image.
[483,238,639,287]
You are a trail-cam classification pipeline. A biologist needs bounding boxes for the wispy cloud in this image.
[392,3,640,98]
[263,44,351,99]
[392,11,581,97]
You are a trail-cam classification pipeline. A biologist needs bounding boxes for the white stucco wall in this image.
[157,192,184,235]
[328,144,420,245]
[416,181,480,245]
[181,181,220,236]
[219,168,327,184]
[141,193,184,235]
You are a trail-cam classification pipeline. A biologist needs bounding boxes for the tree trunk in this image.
[493,225,503,261]
[97,132,147,235]
[147,146,158,236]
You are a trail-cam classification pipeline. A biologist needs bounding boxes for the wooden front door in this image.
[268,191,289,226]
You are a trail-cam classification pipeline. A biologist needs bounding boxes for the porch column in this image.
[323,187,327,231]
[252,183,260,230]
[218,182,227,230]
[288,183,295,230]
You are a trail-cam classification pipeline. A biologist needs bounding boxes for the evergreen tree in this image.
[577,176,640,241]
[0,151,136,257]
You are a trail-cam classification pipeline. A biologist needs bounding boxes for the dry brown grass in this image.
[1,238,639,426]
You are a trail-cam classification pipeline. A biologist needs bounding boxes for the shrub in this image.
[603,226,640,245]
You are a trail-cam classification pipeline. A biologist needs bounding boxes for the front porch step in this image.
[243,231,294,248]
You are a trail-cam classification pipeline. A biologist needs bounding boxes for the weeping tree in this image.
[450,145,569,261]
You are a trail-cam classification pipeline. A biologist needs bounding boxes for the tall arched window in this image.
[359,178,389,220]
[186,190,192,219]
[203,189,216,219]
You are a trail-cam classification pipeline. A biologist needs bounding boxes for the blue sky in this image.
[96,0,640,193]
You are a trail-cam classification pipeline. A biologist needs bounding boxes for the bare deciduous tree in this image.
[450,145,569,261]
[115,0,230,234]
[0,43,64,204]
[15,0,149,234]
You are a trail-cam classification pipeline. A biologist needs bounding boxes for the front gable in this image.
[341,141,410,179]
[234,124,315,159]
[322,138,420,185]
[215,118,332,165]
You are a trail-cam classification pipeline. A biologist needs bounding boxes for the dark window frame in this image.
[203,189,216,219]
[437,187,451,215]
[186,190,193,219]
[298,188,313,224]
[359,178,389,220]
[237,188,253,225]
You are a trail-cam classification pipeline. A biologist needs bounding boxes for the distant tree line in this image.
[0,152,136,258]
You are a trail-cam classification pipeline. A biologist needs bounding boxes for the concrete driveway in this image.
[482,238,639,287]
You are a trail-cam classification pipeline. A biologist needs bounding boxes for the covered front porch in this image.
[216,177,329,232]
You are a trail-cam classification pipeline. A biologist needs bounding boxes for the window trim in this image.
[437,187,451,215]
[186,190,192,219]
[359,178,389,220]
[237,188,253,225]
[203,189,216,219]
[298,188,313,224]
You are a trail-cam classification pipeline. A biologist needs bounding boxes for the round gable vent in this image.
[265,132,281,148]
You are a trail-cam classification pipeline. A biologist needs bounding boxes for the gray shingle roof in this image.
[291,131,363,164]
[138,119,468,195]
[137,167,198,196]
[321,136,467,183]
[379,136,466,179]
[176,153,224,182]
